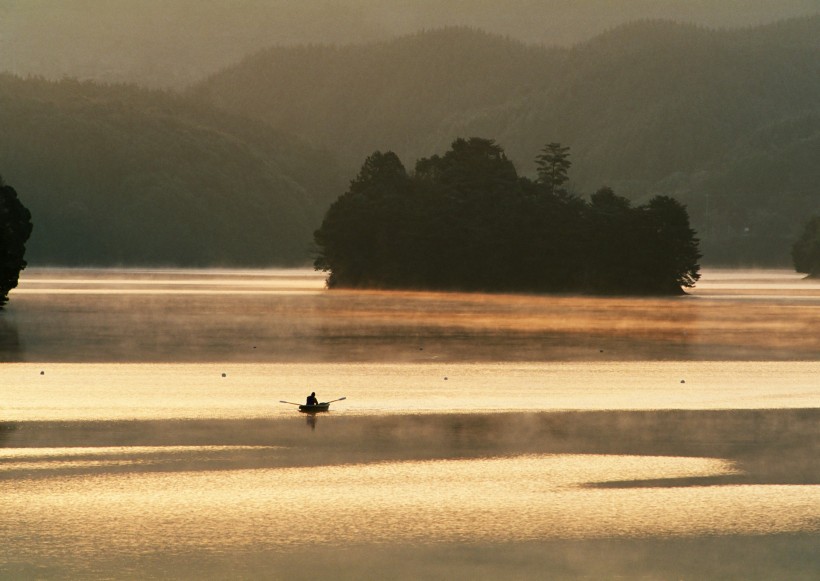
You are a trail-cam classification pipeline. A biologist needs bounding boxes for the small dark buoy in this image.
[599,350,604,353]
[40,371,45,375]
[444,377,448,380]
[680,379,686,384]
[222,373,227,378]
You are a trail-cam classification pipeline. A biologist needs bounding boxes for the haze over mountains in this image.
[0,3,817,267]
[2,1,817,88]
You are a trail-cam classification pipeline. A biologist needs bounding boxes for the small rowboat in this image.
[299,402,330,413]
[280,397,346,413]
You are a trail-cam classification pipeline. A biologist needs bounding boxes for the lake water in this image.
[1,268,819,579]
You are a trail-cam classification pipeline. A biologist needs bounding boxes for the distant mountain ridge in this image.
[191,18,820,265]
[2,1,816,88]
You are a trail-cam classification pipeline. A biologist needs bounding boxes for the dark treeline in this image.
[0,74,344,266]
[792,215,820,277]
[314,138,700,295]
[0,176,33,307]
[193,18,820,266]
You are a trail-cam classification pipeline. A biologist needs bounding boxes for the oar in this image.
[322,396,347,404]
[280,400,302,406]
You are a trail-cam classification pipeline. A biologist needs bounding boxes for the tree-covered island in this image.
[314,138,701,295]
[0,176,33,308]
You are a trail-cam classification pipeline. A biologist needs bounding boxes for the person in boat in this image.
[305,392,319,406]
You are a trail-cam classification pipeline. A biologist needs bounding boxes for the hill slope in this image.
[0,75,343,266]
[191,19,820,264]
[193,28,562,167]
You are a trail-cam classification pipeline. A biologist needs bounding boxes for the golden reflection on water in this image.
[0,446,281,471]
[4,453,818,559]
[14,268,325,294]
[3,361,819,421]
[3,268,819,578]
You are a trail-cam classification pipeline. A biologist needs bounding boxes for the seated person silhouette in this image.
[306,392,319,406]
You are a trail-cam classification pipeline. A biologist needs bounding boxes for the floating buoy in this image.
[444,377,448,380]
[222,373,227,378]
[40,371,45,375]
[680,379,686,384]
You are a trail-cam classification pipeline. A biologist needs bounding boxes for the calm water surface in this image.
[1,268,819,579]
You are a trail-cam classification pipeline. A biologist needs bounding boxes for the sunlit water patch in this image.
[2,361,819,421]
[4,453,816,561]
[0,445,281,472]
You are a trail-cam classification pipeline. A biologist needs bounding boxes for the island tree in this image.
[313,151,412,288]
[0,176,33,307]
[535,142,572,195]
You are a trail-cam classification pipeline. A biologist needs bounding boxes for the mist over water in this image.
[1,268,819,579]
[7,267,820,363]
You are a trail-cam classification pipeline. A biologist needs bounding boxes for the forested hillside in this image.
[192,18,820,264]
[0,75,343,266]
[193,28,563,169]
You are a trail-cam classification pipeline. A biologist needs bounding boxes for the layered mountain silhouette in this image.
[1,17,816,267]
[192,18,819,264]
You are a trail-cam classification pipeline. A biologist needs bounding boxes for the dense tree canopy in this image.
[0,176,33,308]
[314,139,701,295]
[792,216,820,277]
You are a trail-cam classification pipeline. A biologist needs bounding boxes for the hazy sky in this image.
[1,0,817,87]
